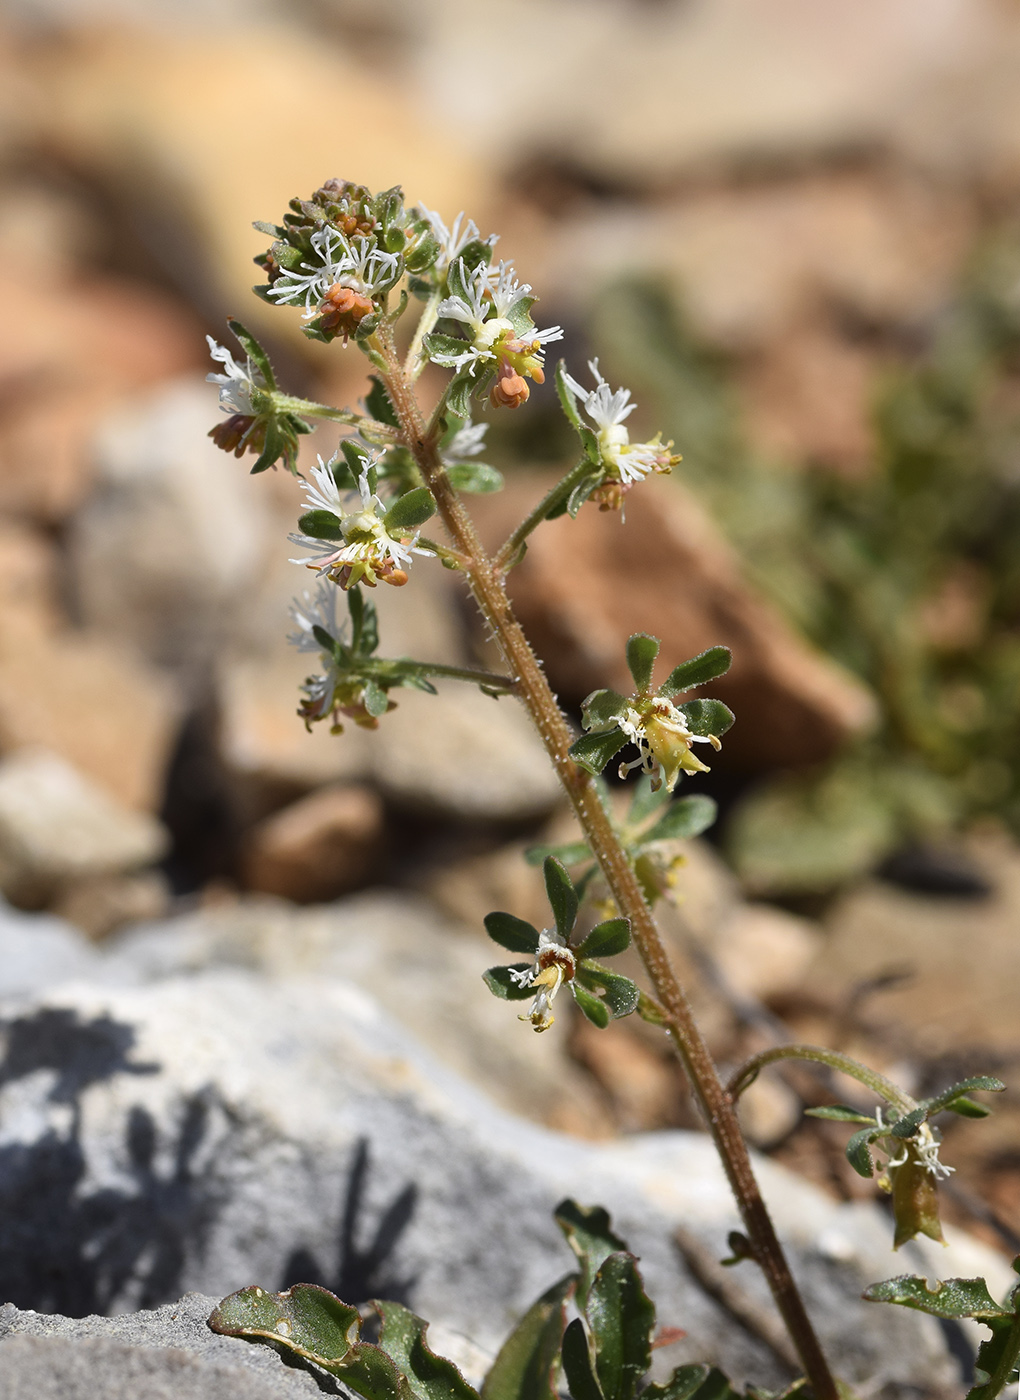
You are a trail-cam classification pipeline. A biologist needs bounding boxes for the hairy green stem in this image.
[375,326,839,1400]
[275,395,399,441]
[728,1045,915,1114]
[493,459,593,572]
[404,287,443,381]
[365,659,518,694]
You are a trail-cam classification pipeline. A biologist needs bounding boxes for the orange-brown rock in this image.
[0,269,203,523]
[475,477,875,770]
[241,783,385,904]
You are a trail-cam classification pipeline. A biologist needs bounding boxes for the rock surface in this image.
[241,784,385,903]
[0,750,168,909]
[0,963,1007,1395]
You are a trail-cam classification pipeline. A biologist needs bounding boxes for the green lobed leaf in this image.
[970,1317,1020,1400]
[447,461,504,493]
[375,1300,480,1400]
[483,965,534,1001]
[581,690,629,730]
[642,795,718,844]
[525,841,592,868]
[208,1283,410,1400]
[659,648,732,699]
[384,487,437,532]
[562,1317,605,1400]
[480,1274,573,1400]
[570,729,628,777]
[226,318,276,389]
[804,1105,877,1124]
[544,856,578,941]
[299,508,345,541]
[484,911,541,954]
[845,1126,880,1178]
[643,1364,741,1400]
[677,699,735,740]
[862,1274,1011,1321]
[575,965,640,1020]
[576,920,630,961]
[625,634,660,692]
[553,1200,628,1310]
[584,1252,655,1400]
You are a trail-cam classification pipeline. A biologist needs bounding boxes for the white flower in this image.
[417,204,494,270]
[616,699,718,792]
[268,228,400,319]
[289,463,431,589]
[287,580,345,655]
[206,337,264,415]
[564,360,675,485]
[515,930,577,1033]
[444,420,488,460]
[437,258,562,366]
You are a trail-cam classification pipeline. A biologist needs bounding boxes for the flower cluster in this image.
[570,634,734,795]
[267,226,402,340]
[483,857,638,1033]
[289,452,434,590]
[559,360,680,511]
[425,257,563,408]
[288,582,392,732]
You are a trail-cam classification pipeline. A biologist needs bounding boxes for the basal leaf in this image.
[585,1252,655,1400]
[481,1275,573,1400]
[561,1318,604,1400]
[553,1200,627,1310]
[643,1364,741,1400]
[375,1300,479,1400]
[862,1275,1010,1321]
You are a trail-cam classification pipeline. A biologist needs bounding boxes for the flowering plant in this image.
[206,178,1013,1400]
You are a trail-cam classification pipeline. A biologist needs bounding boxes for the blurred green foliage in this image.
[590,234,1020,891]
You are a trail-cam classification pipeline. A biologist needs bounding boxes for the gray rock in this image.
[0,968,1008,1394]
[68,378,273,670]
[0,897,99,999]
[0,750,167,907]
[0,1291,334,1398]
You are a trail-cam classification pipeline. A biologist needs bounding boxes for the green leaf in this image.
[556,361,584,430]
[585,1253,655,1400]
[385,488,437,532]
[447,461,504,493]
[845,1126,879,1178]
[626,776,670,828]
[524,841,592,868]
[375,1300,480,1400]
[447,371,475,420]
[677,699,735,739]
[567,475,600,518]
[804,1105,877,1124]
[365,375,400,427]
[889,1107,927,1138]
[226,318,276,389]
[576,920,630,961]
[445,258,473,304]
[298,508,345,541]
[364,680,389,718]
[921,1076,1006,1118]
[425,332,473,364]
[971,1317,1020,1400]
[208,1283,410,1400]
[480,1275,572,1400]
[544,856,578,941]
[553,1200,627,1309]
[483,965,534,1001]
[575,966,639,1020]
[572,982,611,1030]
[659,648,732,698]
[642,795,717,843]
[644,1364,741,1400]
[945,1096,994,1118]
[484,911,541,954]
[625,634,660,692]
[570,729,628,777]
[862,1274,1011,1321]
[581,690,629,730]
[506,297,537,336]
[562,1318,605,1400]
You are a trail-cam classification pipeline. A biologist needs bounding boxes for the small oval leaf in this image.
[483,965,534,1001]
[577,919,631,961]
[299,509,345,541]
[484,912,541,954]
[625,634,660,692]
[544,856,578,941]
[659,647,732,698]
[384,488,437,532]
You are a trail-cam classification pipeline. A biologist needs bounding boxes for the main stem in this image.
[379,338,838,1400]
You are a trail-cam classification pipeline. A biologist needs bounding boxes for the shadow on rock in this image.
[281,1138,418,1307]
[0,1007,227,1315]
